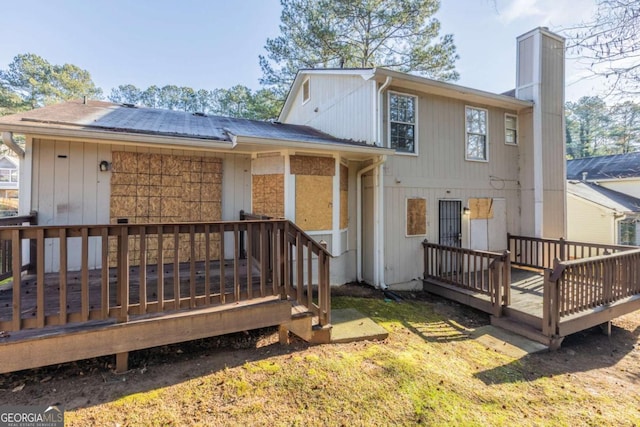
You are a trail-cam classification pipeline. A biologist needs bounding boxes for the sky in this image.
[0,0,599,102]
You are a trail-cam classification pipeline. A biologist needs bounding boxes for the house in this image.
[279,27,566,289]
[0,155,19,199]
[567,152,640,246]
[0,27,566,290]
[567,152,640,198]
[567,180,640,246]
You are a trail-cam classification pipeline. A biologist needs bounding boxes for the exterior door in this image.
[439,200,462,247]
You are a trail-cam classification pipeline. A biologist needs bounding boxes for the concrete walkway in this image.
[470,325,549,358]
[330,308,389,343]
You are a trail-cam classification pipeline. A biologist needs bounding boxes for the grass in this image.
[62,295,640,426]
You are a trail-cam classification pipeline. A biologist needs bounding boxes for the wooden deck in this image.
[0,218,332,374]
[423,237,640,349]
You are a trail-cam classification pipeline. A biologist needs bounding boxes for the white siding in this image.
[29,138,251,271]
[599,179,640,199]
[567,194,615,245]
[283,74,375,143]
[381,91,524,285]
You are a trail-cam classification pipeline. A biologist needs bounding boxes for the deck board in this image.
[0,259,264,324]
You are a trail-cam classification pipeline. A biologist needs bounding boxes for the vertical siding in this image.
[541,34,567,238]
[518,36,535,87]
[381,91,523,285]
[30,138,251,271]
[600,179,640,199]
[284,74,374,143]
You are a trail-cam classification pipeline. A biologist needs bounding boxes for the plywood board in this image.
[406,198,427,236]
[469,198,494,219]
[296,175,333,231]
[290,155,335,176]
[252,174,284,218]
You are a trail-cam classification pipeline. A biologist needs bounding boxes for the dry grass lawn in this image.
[2,288,639,426]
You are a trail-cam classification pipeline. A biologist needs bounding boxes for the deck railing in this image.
[422,240,511,316]
[508,233,634,269]
[0,219,331,333]
[542,249,640,336]
[0,211,38,280]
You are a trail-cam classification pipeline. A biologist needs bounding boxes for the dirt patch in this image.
[1,284,638,425]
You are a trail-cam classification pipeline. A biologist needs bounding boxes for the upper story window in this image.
[465,106,488,161]
[302,78,310,104]
[388,92,418,154]
[505,113,518,145]
[0,169,17,182]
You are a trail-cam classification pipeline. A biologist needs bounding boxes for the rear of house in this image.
[280,27,567,289]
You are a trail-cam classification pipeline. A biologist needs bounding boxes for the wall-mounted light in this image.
[463,207,471,216]
[99,160,111,172]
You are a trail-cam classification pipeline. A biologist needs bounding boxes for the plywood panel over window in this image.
[406,198,427,236]
[340,163,348,229]
[469,198,494,219]
[252,174,284,218]
[296,175,333,231]
[290,155,335,176]
[110,151,222,266]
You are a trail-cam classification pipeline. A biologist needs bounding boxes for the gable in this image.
[0,157,17,169]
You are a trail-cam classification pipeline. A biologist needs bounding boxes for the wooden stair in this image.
[279,304,332,344]
[491,311,564,350]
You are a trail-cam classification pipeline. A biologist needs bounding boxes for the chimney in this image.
[515,27,567,239]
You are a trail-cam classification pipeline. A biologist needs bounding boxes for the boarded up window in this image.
[469,198,494,219]
[290,155,335,176]
[296,175,333,231]
[407,198,427,236]
[252,174,284,218]
[340,164,348,229]
[110,151,222,267]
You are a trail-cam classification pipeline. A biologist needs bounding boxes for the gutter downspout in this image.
[2,132,25,158]
[356,155,386,283]
[376,76,392,290]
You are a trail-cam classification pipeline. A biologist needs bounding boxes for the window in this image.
[505,114,518,145]
[465,106,488,161]
[389,92,417,154]
[0,169,17,182]
[618,219,637,246]
[302,78,310,104]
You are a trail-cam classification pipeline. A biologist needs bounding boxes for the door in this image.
[439,200,462,275]
[439,200,462,247]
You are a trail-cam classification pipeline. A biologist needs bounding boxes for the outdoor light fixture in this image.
[463,207,471,215]
[99,160,111,172]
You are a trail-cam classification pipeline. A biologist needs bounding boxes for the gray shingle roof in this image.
[567,152,640,180]
[567,180,640,212]
[0,100,371,147]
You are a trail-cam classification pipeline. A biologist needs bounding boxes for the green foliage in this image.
[0,53,102,114]
[260,0,459,94]
[565,96,640,158]
[108,82,281,121]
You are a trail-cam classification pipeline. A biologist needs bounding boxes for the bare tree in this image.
[566,1,640,96]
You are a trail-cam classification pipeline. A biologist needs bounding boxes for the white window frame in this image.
[505,113,518,146]
[0,168,17,183]
[388,91,418,156]
[302,78,310,105]
[465,106,489,162]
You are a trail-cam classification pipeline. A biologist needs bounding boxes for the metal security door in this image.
[439,200,462,247]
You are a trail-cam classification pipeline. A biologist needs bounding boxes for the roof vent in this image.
[193,112,207,117]
[122,103,137,108]
[271,120,282,125]
[582,171,588,182]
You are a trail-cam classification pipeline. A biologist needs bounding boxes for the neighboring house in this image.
[567,152,640,246]
[567,180,640,246]
[0,155,19,199]
[567,152,640,198]
[0,27,566,289]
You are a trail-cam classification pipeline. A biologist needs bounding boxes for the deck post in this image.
[422,239,428,280]
[502,250,511,307]
[117,226,130,323]
[559,237,566,261]
[542,268,552,336]
[115,352,129,373]
[492,258,502,317]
